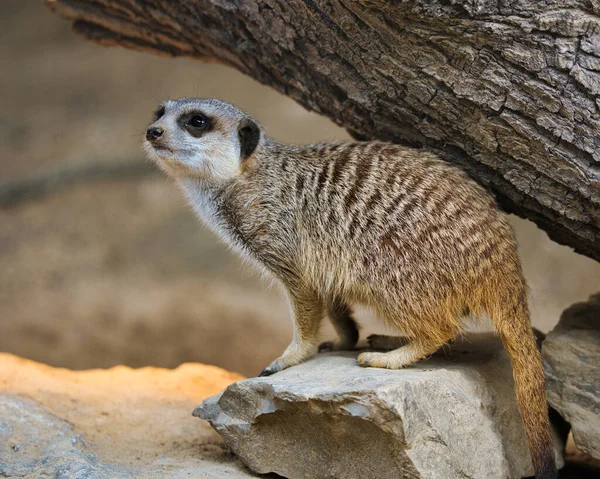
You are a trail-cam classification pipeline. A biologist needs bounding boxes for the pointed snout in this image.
[146,126,165,142]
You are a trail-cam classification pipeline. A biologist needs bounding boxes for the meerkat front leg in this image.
[259,291,324,377]
[318,300,359,352]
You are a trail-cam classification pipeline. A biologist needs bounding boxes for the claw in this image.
[357,352,386,368]
[258,367,274,377]
[357,353,369,367]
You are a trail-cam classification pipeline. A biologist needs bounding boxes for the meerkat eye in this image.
[154,106,165,121]
[180,112,213,137]
[188,115,209,129]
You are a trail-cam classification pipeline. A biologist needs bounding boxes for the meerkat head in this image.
[144,98,262,183]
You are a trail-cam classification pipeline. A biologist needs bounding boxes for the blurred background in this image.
[1,0,599,377]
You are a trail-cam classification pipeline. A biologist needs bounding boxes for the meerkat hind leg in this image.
[318,301,359,352]
[357,336,448,369]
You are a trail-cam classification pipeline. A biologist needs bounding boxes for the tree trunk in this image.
[45,0,600,262]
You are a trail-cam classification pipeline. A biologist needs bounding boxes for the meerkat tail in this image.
[491,294,557,479]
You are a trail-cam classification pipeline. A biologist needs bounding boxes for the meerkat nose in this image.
[146,127,165,142]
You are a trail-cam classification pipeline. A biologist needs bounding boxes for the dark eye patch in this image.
[154,105,165,121]
[178,111,214,138]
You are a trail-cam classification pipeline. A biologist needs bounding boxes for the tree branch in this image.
[45,0,600,261]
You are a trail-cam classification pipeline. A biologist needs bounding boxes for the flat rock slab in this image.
[196,334,564,479]
[0,353,262,479]
[543,293,600,461]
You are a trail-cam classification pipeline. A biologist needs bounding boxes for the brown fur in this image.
[145,99,557,479]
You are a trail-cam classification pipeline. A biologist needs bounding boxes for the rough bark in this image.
[45,0,600,261]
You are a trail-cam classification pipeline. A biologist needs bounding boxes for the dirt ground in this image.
[1,0,600,380]
[0,352,257,477]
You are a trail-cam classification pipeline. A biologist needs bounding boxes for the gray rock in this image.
[543,293,600,460]
[195,334,564,479]
[0,394,130,479]
[0,394,259,479]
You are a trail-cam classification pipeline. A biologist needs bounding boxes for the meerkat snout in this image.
[146,126,164,142]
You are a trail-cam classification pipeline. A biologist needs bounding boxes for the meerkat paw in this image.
[318,340,356,353]
[258,345,316,377]
[258,364,281,377]
[258,357,292,377]
[357,349,416,369]
[258,359,304,377]
[367,334,409,351]
[357,352,393,368]
[358,339,444,369]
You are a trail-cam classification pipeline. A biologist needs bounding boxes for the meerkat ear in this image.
[238,118,260,160]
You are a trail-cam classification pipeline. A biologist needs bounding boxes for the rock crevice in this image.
[543,293,600,462]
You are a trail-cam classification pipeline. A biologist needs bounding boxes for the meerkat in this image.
[144,98,557,479]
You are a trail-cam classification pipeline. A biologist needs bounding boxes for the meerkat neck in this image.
[178,177,229,237]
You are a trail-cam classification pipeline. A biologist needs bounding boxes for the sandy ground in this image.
[0,352,261,477]
[1,1,600,376]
